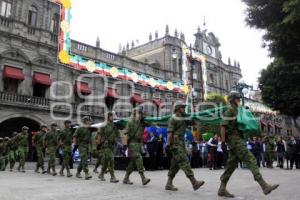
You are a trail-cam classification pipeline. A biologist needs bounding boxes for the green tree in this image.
[259,59,300,129]
[242,0,300,61]
[242,0,300,131]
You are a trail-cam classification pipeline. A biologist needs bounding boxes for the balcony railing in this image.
[0,16,11,28]
[0,92,50,107]
[0,92,102,116]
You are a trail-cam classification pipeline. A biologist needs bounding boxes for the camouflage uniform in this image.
[218,97,279,197]
[98,121,119,182]
[0,138,5,171]
[8,134,18,171]
[264,136,275,168]
[165,111,204,191]
[33,130,46,173]
[15,132,28,172]
[3,138,10,170]
[123,118,150,185]
[93,131,103,174]
[58,127,73,177]
[44,129,58,175]
[74,126,92,179]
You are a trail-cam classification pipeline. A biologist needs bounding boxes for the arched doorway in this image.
[0,117,40,161]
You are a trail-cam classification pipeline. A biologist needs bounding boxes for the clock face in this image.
[206,45,213,55]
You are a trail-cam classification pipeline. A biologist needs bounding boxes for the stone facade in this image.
[0,0,242,137]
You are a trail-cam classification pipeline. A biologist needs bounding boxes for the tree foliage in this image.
[259,59,300,118]
[242,0,300,61]
[242,0,300,120]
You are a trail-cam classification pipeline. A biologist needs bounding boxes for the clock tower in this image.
[194,27,221,60]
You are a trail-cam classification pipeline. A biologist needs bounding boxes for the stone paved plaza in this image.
[1,164,300,200]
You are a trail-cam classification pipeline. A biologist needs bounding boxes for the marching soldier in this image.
[97,112,119,183]
[58,120,73,177]
[8,132,18,171]
[15,126,29,172]
[264,136,275,168]
[33,125,47,174]
[74,116,93,180]
[44,123,59,176]
[218,91,279,198]
[3,137,10,170]
[93,133,103,174]
[165,102,205,191]
[0,138,5,171]
[123,108,151,186]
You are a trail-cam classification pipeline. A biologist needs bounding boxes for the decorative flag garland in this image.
[53,0,189,94]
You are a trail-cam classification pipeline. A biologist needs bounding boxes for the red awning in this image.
[275,124,282,129]
[131,94,144,104]
[268,122,274,128]
[106,88,119,99]
[3,66,25,80]
[152,99,162,107]
[33,72,52,86]
[74,81,91,94]
[261,121,267,127]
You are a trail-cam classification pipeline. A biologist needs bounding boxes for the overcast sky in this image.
[70,0,272,88]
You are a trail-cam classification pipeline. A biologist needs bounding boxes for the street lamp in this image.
[232,79,253,106]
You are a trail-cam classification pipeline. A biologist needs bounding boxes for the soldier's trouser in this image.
[0,156,4,170]
[265,152,273,167]
[126,148,144,174]
[4,155,9,169]
[36,147,44,169]
[220,138,263,184]
[77,146,89,173]
[101,149,114,174]
[168,145,194,178]
[62,148,72,171]
[47,147,56,170]
[18,147,27,168]
[95,150,103,169]
[9,150,16,169]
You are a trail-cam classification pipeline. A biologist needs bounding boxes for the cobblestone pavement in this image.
[0,163,299,200]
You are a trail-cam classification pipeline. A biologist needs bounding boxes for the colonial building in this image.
[0,0,242,138]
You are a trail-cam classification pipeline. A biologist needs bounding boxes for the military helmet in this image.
[82,116,92,123]
[133,107,143,114]
[107,111,114,117]
[4,137,9,141]
[40,124,48,129]
[64,120,72,124]
[228,91,241,102]
[22,126,29,130]
[174,101,186,112]
[0,137,3,141]
[12,132,18,137]
[51,122,58,127]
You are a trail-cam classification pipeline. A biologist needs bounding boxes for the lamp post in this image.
[232,79,253,106]
[188,44,195,112]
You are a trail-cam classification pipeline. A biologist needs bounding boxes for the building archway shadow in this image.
[0,117,41,161]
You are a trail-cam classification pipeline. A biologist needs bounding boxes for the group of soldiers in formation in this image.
[0,91,280,197]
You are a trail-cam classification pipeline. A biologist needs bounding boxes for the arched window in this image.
[28,5,37,26]
[0,0,12,17]
[50,13,59,33]
[210,74,214,84]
